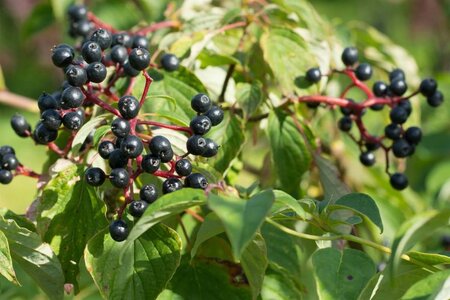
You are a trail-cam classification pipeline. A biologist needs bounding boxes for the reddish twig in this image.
[139,71,153,107]
[82,89,121,117]
[137,120,193,135]
[87,12,118,33]
[48,142,65,156]
[15,165,41,179]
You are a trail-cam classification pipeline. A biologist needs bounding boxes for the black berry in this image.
[392,139,412,158]
[67,4,87,21]
[202,138,219,158]
[51,44,75,68]
[109,168,130,188]
[69,20,93,38]
[85,167,106,186]
[305,67,321,83]
[129,200,148,218]
[108,149,128,169]
[63,112,84,130]
[162,178,183,194]
[149,136,173,162]
[160,53,180,72]
[404,127,422,145]
[175,159,192,176]
[186,135,207,155]
[373,81,388,97]
[38,92,59,111]
[355,63,372,81]
[384,123,402,140]
[111,118,131,138]
[11,114,31,137]
[338,116,353,132]
[191,93,212,113]
[41,109,62,130]
[120,135,143,158]
[140,184,158,203]
[389,69,405,82]
[33,123,58,144]
[81,41,102,63]
[110,45,128,64]
[118,95,140,119]
[1,154,18,171]
[359,152,375,167]
[398,100,412,116]
[341,47,358,66]
[185,173,208,189]
[0,170,13,185]
[0,146,15,157]
[65,65,87,87]
[190,115,212,135]
[90,28,112,50]
[61,86,85,109]
[205,106,224,126]
[123,60,140,77]
[419,78,437,97]
[389,79,407,96]
[132,35,149,49]
[427,91,444,107]
[111,32,133,48]
[86,62,107,83]
[141,154,161,173]
[98,140,115,159]
[129,48,150,71]
[109,220,128,242]
[390,173,408,190]
[389,106,408,124]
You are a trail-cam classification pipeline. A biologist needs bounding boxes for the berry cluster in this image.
[6,4,222,242]
[302,47,444,190]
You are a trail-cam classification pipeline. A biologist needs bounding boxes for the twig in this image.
[0,90,39,113]
[218,64,236,103]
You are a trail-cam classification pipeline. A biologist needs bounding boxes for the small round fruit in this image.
[86,62,107,83]
[108,149,128,169]
[85,167,106,186]
[109,220,128,242]
[51,45,75,68]
[370,103,384,111]
[0,170,13,184]
[123,60,140,77]
[81,41,102,63]
[120,135,143,158]
[160,53,179,72]
[372,81,388,97]
[11,114,31,137]
[427,90,444,107]
[205,106,224,126]
[392,139,412,158]
[140,184,158,203]
[185,173,208,189]
[90,28,112,50]
[69,19,93,38]
[33,123,58,144]
[202,138,219,158]
[63,112,84,130]
[359,152,375,167]
[111,32,132,48]
[338,116,353,132]
[149,136,172,157]
[355,63,372,81]
[61,86,85,109]
[305,67,321,83]
[390,173,408,190]
[191,93,211,113]
[341,47,358,66]
[111,118,131,138]
[1,154,18,170]
[404,127,422,145]
[0,146,14,159]
[110,45,128,64]
[398,100,412,116]
[109,168,130,188]
[384,123,402,140]
[389,69,405,82]
[129,200,148,218]
[132,35,149,49]
[118,95,140,119]
[141,154,161,173]
[41,109,62,130]
[175,159,192,176]
[38,92,59,111]
[65,65,87,87]
[419,78,437,97]
[162,178,183,194]
[389,106,408,124]
[67,4,87,21]
[129,48,150,70]
[190,115,212,135]
[340,99,355,116]
[186,135,207,155]
[389,79,407,96]
[98,140,115,159]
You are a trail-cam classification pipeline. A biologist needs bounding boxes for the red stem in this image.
[48,142,65,156]
[87,12,118,33]
[343,69,375,98]
[15,165,41,179]
[137,120,193,135]
[139,71,153,107]
[82,89,121,117]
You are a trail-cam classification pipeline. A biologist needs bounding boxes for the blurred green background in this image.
[0,0,449,212]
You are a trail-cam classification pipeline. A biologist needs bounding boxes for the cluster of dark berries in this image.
[0,146,19,185]
[303,47,444,191]
[85,93,224,242]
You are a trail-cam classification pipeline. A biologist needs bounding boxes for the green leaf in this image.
[50,0,72,21]
[207,190,274,259]
[191,213,224,259]
[261,266,303,300]
[402,269,450,300]
[390,210,450,277]
[204,111,246,174]
[142,67,207,125]
[335,193,383,233]
[260,27,316,95]
[198,50,240,68]
[85,223,181,300]
[0,208,36,232]
[37,161,108,291]
[21,2,55,39]
[71,114,108,154]
[270,190,308,219]
[358,262,431,300]
[312,248,376,300]
[125,189,207,246]
[0,216,64,300]
[407,251,450,265]
[260,222,302,279]
[314,154,351,205]
[93,125,111,146]
[158,258,252,299]
[267,110,311,197]
[240,234,268,299]
[235,82,264,120]
[0,230,17,284]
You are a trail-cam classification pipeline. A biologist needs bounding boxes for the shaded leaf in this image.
[261,265,303,300]
[191,213,224,259]
[0,230,17,283]
[241,234,268,299]
[407,251,450,266]
[22,2,55,39]
[208,190,274,259]
[402,269,450,300]
[270,190,308,219]
[312,248,376,300]
[85,224,181,300]
[72,114,108,154]
[235,82,263,120]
